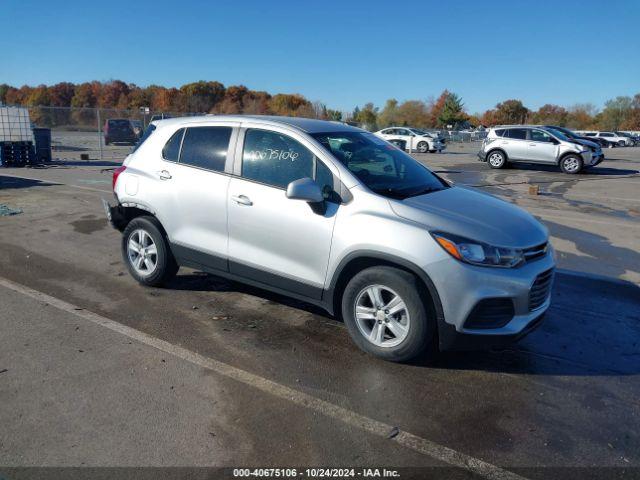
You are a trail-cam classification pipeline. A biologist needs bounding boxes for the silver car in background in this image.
[478,125,603,174]
[105,116,554,362]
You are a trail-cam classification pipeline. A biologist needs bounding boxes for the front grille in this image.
[529,269,554,311]
[523,242,548,262]
[465,298,514,329]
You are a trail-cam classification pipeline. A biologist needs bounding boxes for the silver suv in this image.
[105,116,555,362]
[478,125,603,174]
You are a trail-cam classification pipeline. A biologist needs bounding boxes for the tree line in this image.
[1,81,639,131]
[351,92,640,131]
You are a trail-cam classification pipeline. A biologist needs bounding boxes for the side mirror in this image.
[286,177,324,204]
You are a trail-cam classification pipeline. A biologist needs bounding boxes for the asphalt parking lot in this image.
[1,139,639,479]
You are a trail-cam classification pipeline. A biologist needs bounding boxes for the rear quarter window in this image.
[494,129,505,137]
[162,128,184,161]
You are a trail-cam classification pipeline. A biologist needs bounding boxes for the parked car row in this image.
[477,125,604,175]
[373,127,446,153]
[575,130,638,147]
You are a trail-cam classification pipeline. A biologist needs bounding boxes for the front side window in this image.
[311,131,448,200]
[530,129,553,142]
[162,128,184,161]
[601,132,613,137]
[179,127,232,172]
[242,129,315,188]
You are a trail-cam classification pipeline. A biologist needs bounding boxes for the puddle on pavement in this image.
[69,216,107,234]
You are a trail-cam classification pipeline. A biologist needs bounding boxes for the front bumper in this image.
[423,249,555,350]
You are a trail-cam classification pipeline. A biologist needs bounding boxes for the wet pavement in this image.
[0,144,639,478]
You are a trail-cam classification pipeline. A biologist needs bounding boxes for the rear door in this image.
[226,126,339,299]
[158,123,239,270]
[527,129,559,164]
[504,128,529,160]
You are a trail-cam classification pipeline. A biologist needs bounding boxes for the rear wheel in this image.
[487,150,507,169]
[341,266,433,362]
[122,216,178,287]
[560,154,583,174]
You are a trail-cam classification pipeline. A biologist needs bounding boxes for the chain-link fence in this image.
[4,105,487,166]
[15,105,200,163]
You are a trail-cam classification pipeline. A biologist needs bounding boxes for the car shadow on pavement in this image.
[166,272,331,318]
[508,163,639,176]
[430,271,640,376]
[0,175,57,190]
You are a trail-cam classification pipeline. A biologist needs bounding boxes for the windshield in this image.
[311,131,448,200]
[543,127,571,142]
[549,126,578,139]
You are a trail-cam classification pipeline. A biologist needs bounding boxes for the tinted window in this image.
[530,129,553,142]
[162,128,184,161]
[109,119,131,128]
[601,132,613,137]
[242,129,314,188]
[311,131,447,200]
[507,128,528,140]
[180,127,231,172]
[494,129,506,137]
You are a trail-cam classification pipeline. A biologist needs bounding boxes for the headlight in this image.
[432,232,524,268]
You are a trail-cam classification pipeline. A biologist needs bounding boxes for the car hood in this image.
[389,186,548,248]
[572,138,599,149]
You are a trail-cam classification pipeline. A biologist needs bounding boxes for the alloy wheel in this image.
[127,229,158,276]
[489,152,503,167]
[354,285,411,348]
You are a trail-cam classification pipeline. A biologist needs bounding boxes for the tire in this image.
[618,140,625,147]
[417,141,429,153]
[122,216,179,287]
[341,266,434,362]
[487,150,507,169]
[559,154,583,174]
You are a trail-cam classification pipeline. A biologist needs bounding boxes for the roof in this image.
[152,114,362,134]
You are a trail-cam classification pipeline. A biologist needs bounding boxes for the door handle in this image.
[158,170,172,180]
[231,195,253,206]
[529,143,536,146]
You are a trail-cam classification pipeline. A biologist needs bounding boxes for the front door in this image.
[527,129,559,164]
[227,127,339,299]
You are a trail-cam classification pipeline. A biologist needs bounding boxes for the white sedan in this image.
[374,127,446,153]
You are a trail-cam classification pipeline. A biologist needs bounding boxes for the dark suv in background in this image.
[104,119,139,146]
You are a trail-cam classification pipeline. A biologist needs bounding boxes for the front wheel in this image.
[341,266,433,362]
[122,216,179,287]
[560,154,583,174]
[618,140,626,147]
[417,141,429,153]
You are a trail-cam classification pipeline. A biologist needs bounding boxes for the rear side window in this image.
[162,128,184,161]
[506,128,527,140]
[179,127,232,172]
[242,129,315,188]
[494,129,505,137]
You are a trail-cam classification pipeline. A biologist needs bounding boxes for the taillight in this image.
[112,165,126,190]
